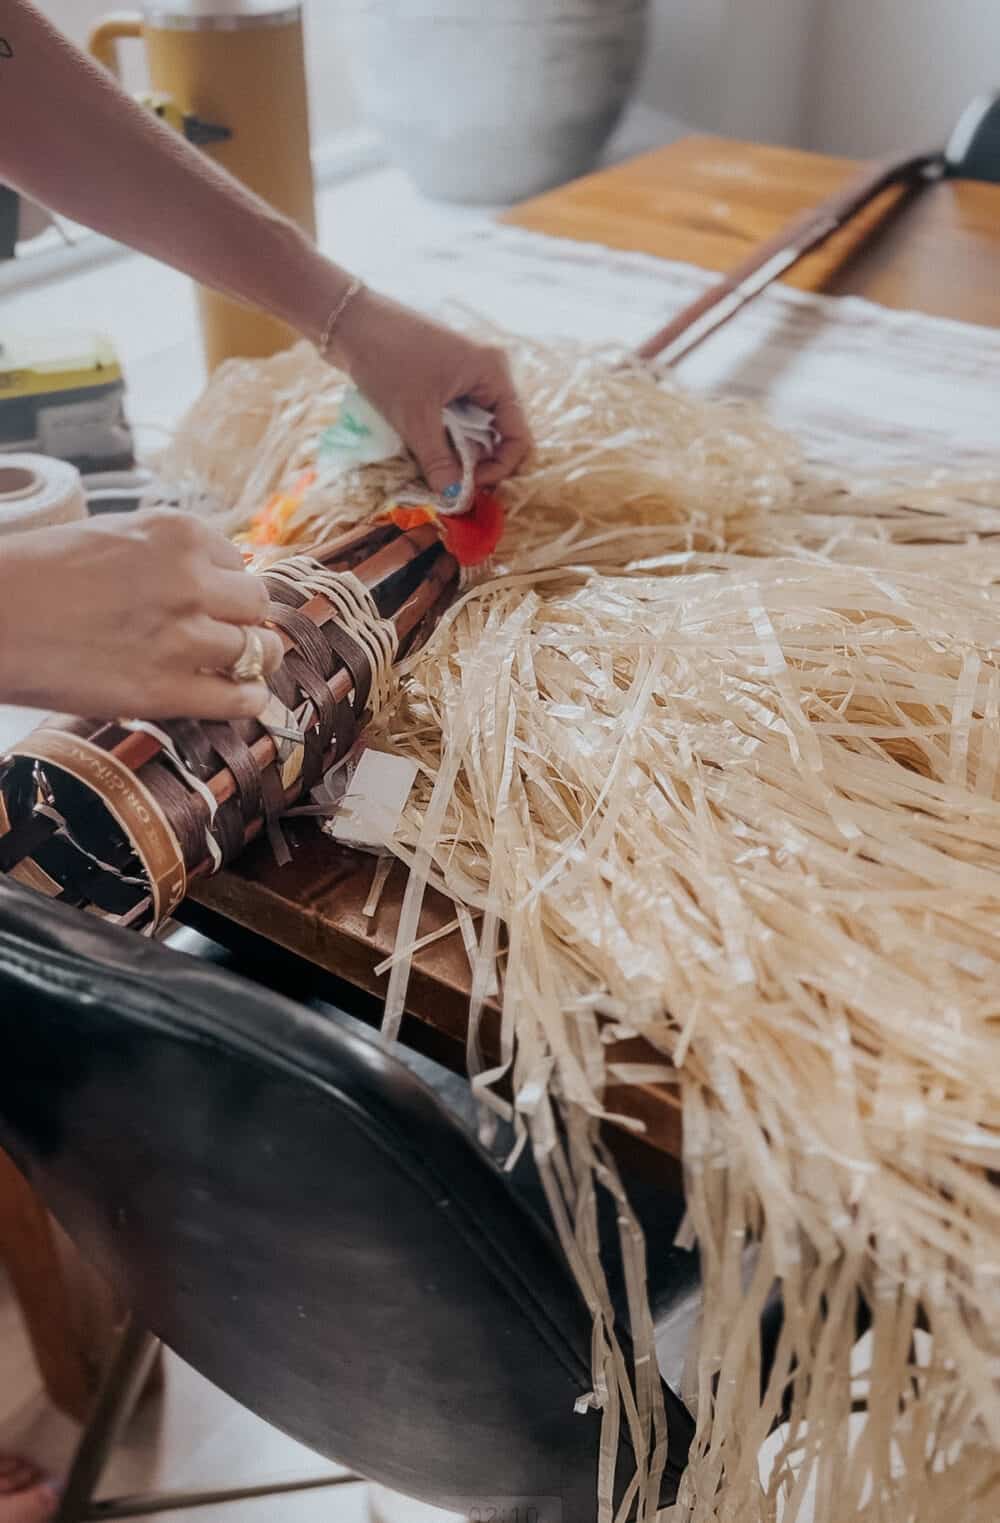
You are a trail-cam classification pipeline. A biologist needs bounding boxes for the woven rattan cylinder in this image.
[0,523,458,929]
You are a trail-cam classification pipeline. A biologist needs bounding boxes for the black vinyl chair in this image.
[0,879,701,1523]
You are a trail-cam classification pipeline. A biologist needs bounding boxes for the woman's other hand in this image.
[0,510,283,720]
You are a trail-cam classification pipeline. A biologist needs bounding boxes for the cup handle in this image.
[88,12,143,78]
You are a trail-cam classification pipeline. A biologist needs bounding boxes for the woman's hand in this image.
[0,510,284,720]
[327,289,533,497]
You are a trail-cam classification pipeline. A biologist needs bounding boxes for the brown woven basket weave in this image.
[0,521,458,930]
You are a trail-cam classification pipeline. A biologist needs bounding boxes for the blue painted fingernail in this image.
[442,482,462,500]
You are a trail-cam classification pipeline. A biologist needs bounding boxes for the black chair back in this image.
[0,881,693,1520]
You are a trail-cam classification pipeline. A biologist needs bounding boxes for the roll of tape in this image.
[0,453,87,537]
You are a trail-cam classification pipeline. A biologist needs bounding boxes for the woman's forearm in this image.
[0,0,348,342]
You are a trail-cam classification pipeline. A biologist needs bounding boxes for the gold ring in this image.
[227,627,265,683]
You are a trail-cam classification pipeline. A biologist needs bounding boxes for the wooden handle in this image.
[637,151,942,366]
[88,12,143,77]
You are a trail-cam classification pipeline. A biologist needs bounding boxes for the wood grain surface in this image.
[508,134,1000,328]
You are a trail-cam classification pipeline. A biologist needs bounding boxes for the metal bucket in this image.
[348,0,650,203]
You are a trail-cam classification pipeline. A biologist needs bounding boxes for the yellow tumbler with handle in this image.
[89,0,317,373]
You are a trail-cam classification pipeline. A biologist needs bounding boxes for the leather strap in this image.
[266,578,374,718]
[203,722,264,826]
[323,621,373,717]
[266,604,333,681]
[165,723,244,865]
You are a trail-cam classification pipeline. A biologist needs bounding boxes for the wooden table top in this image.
[189,134,1000,1161]
[509,133,1000,329]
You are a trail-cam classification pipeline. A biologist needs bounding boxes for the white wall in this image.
[638,0,1000,158]
[803,0,1000,156]
[636,0,823,148]
[715,0,821,144]
[635,0,726,132]
[301,3,361,143]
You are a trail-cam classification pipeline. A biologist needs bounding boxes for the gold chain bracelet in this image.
[318,276,366,358]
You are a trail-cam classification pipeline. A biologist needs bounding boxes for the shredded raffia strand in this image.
[157,334,1000,1523]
